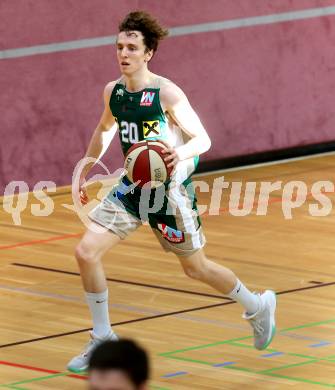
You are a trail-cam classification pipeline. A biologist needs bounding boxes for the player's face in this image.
[89,369,147,390]
[116,31,153,75]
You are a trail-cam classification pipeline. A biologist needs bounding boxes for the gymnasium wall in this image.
[1,0,335,192]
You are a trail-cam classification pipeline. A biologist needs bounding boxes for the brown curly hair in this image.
[119,11,169,53]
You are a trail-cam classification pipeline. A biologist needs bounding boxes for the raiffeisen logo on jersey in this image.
[157,223,185,243]
[143,120,161,138]
[140,91,155,106]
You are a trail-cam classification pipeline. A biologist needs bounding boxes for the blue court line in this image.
[213,361,236,367]
[308,341,332,348]
[261,352,285,358]
[161,372,188,378]
[2,283,333,347]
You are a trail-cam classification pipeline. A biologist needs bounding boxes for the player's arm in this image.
[160,81,211,168]
[78,82,117,203]
[80,81,117,179]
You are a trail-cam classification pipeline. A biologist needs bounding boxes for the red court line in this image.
[0,233,82,251]
[1,191,334,250]
[0,360,87,381]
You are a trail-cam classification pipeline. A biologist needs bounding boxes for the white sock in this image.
[228,280,260,315]
[86,290,112,337]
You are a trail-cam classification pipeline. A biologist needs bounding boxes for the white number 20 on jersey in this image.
[120,121,139,143]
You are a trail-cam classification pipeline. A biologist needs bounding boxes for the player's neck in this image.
[123,68,153,92]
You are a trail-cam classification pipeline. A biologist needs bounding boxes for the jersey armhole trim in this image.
[157,88,166,118]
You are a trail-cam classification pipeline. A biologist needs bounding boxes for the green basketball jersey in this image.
[110,82,167,155]
[106,78,200,227]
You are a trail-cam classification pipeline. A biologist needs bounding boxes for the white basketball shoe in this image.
[243,290,277,350]
[67,330,119,373]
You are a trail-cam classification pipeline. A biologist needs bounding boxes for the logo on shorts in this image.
[143,120,161,138]
[140,91,155,106]
[157,223,185,243]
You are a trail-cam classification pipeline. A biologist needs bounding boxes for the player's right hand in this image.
[79,178,89,205]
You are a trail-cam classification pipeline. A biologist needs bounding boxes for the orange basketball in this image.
[124,141,173,188]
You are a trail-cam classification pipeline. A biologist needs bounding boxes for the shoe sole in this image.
[67,365,88,374]
[67,332,119,374]
[259,290,277,350]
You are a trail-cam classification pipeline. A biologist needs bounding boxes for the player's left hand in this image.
[160,141,179,173]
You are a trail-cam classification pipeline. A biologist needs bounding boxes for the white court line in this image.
[194,150,335,178]
[1,6,335,59]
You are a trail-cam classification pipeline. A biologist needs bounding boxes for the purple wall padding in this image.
[1,0,335,192]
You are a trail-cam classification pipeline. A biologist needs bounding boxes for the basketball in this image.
[124,140,173,188]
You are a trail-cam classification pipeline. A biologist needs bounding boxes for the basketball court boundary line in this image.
[160,318,335,355]
[0,233,81,251]
[0,301,235,349]
[12,262,335,297]
[2,185,334,251]
[1,150,334,210]
[1,322,334,389]
[159,319,335,388]
[0,282,331,345]
[160,348,334,388]
[0,362,170,390]
[0,366,170,390]
[262,373,335,388]
[0,361,86,382]
[0,279,334,349]
[11,262,231,300]
[0,372,78,388]
[161,353,334,388]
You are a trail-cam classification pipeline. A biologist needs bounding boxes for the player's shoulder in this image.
[159,76,184,95]
[158,76,187,106]
[103,80,120,97]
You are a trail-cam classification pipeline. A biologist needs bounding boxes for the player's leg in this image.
[68,223,121,373]
[77,192,142,338]
[177,248,257,306]
[68,195,142,373]
[177,248,248,293]
[152,180,276,350]
[177,248,276,350]
[75,222,121,336]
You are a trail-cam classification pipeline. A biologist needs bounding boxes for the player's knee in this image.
[75,242,99,265]
[182,262,205,281]
[179,251,209,281]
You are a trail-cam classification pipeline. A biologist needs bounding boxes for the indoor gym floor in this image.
[0,153,334,389]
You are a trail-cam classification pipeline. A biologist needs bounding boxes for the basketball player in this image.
[67,11,276,373]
